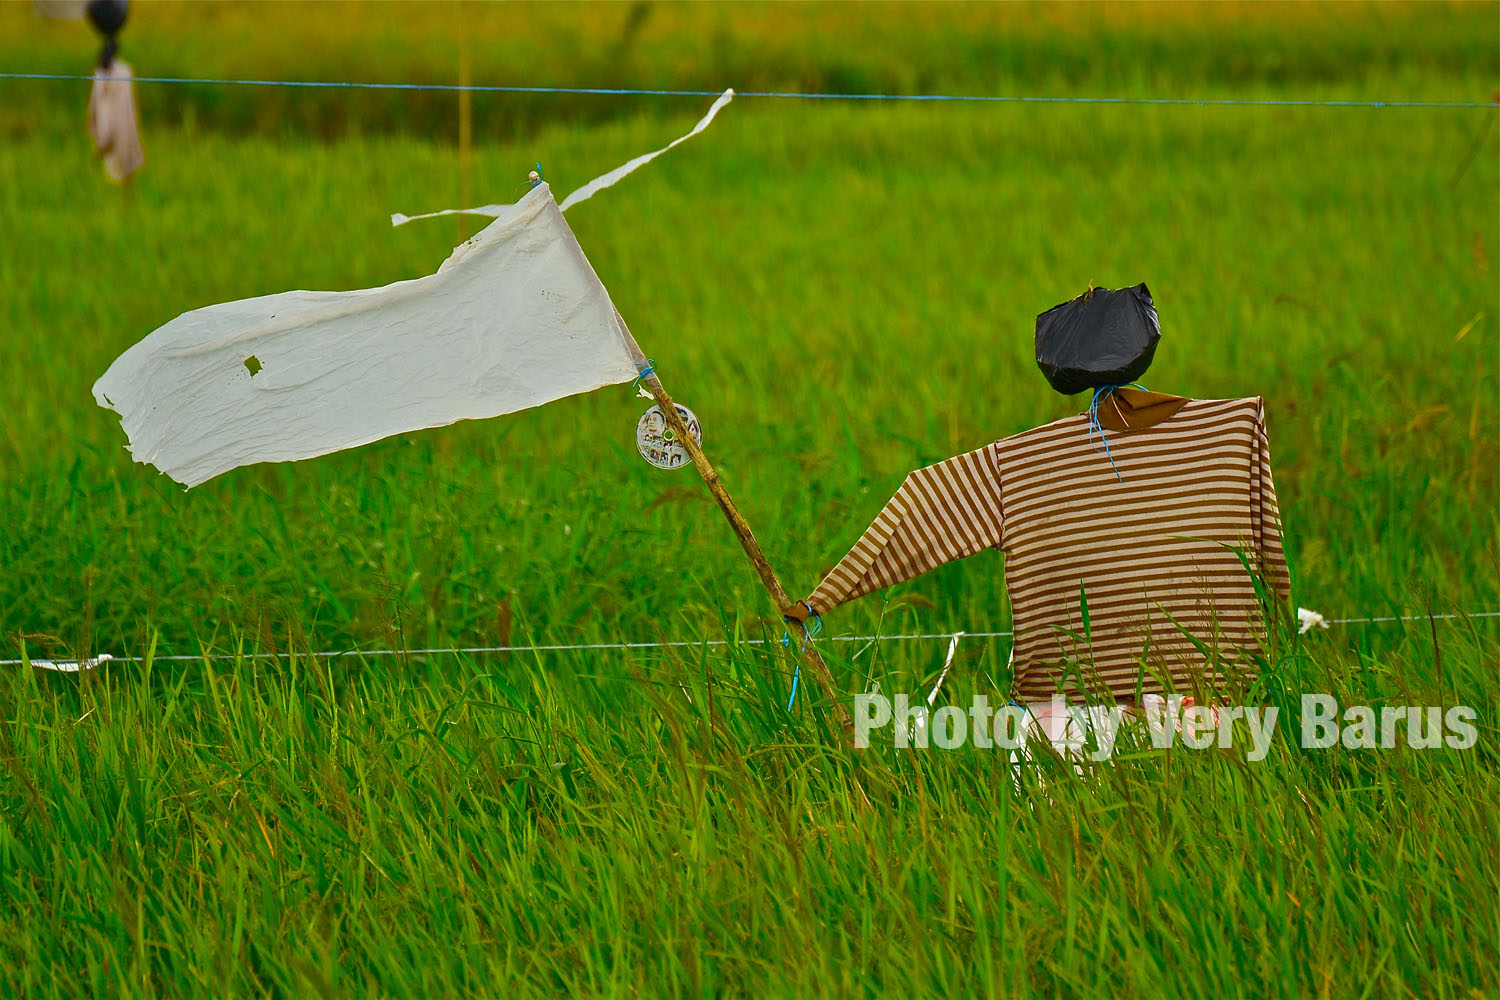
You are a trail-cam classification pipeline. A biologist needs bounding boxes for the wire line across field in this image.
[1,72,1494,109]
[4,611,1496,668]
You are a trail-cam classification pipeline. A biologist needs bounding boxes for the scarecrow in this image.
[788,284,1291,714]
[85,0,143,183]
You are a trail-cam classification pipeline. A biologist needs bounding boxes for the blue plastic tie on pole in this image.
[783,610,821,710]
[631,359,656,395]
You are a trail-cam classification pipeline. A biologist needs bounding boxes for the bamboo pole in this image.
[634,367,852,736]
[456,5,473,243]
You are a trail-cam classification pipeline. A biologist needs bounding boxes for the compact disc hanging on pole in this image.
[636,403,701,470]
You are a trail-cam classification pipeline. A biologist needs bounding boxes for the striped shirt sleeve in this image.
[806,444,1005,615]
[1253,398,1292,599]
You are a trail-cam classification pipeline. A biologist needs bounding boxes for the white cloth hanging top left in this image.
[89,58,144,183]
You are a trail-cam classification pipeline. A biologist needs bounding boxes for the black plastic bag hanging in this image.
[1035,283,1160,396]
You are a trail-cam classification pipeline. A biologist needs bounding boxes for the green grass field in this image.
[1,2,1498,996]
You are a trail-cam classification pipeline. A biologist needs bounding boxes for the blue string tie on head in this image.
[1086,382,1148,483]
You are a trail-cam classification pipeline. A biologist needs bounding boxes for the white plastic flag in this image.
[94,91,734,488]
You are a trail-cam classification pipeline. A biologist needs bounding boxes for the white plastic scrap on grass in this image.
[1297,607,1329,634]
[92,90,735,488]
[29,654,113,673]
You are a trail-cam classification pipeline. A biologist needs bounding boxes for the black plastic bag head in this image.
[87,0,128,67]
[1035,283,1160,396]
[86,0,128,37]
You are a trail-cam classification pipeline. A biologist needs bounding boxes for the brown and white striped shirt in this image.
[805,390,1289,703]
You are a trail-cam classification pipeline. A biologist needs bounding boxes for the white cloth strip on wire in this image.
[4,612,1496,668]
[27,654,114,673]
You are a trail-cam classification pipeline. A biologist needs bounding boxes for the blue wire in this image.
[1,73,1491,108]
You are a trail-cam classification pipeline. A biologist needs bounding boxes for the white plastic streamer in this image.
[390,204,509,227]
[557,88,734,210]
[29,654,113,673]
[390,88,735,226]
